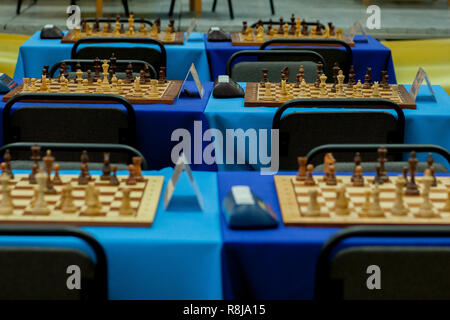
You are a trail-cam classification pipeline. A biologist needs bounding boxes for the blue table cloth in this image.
[13,31,211,82]
[205,83,450,171]
[0,81,215,171]
[0,167,222,300]
[218,171,450,300]
[205,35,396,83]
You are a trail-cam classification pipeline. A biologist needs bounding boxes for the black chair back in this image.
[260,39,353,81]
[316,226,450,300]
[225,50,325,83]
[71,38,166,73]
[272,99,405,170]
[0,225,107,300]
[3,93,137,165]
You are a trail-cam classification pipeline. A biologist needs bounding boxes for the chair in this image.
[211,0,275,19]
[306,144,450,173]
[260,39,353,81]
[225,50,325,83]
[2,93,140,169]
[272,99,405,170]
[71,38,166,74]
[315,226,450,300]
[49,59,157,80]
[0,225,107,300]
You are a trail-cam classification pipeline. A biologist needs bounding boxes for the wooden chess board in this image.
[2,79,183,105]
[230,32,355,46]
[0,173,164,227]
[244,82,416,109]
[274,174,450,227]
[61,30,185,45]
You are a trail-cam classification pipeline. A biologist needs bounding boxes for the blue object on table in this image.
[0,81,216,171]
[205,83,450,171]
[205,34,397,84]
[218,171,450,300]
[14,31,211,81]
[222,185,278,229]
[0,168,223,300]
[0,74,18,93]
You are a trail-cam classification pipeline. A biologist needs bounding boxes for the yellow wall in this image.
[0,33,29,77]
[382,38,450,94]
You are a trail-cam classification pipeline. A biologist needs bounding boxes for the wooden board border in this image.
[230,32,355,47]
[62,30,184,45]
[274,175,450,227]
[2,81,183,105]
[244,82,417,109]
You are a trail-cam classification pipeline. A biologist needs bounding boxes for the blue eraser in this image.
[222,185,278,229]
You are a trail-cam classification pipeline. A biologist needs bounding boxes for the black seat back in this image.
[316,226,450,300]
[3,93,136,164]
[273,99,405,170]
[71,37,166,73]
[226,50,325,83]
[260,39,353,81]
[0,225,107,300]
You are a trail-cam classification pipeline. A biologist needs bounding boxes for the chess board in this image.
[0,173,164,227]
[61,30,185,45]
[244,82,416,109]
[2,79,183,105]
[230,32,355,47]
[274,174,450,227]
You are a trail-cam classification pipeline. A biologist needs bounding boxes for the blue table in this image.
[205,83,450,171]
[14,31,211,82]
[0,168,222,299]
[205,35,396,83]
[0,81,216,171]
[218,171,450,300]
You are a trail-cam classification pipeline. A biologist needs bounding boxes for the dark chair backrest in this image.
[0,225,107,300]
[50,59,157,79]
[260,39,353,81]
[306,144,450,173]
[3,93,137,164]
[226,50,325,83]
[272,99,405,170]
[71,38,166,73]
[315,226,450,300]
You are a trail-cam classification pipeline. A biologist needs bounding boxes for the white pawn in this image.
[334,186,350,215]
[0,174,13,215]
[119,188,135,216]
[391,176,408,216]
[303,189,321,217]
[368,184,384,217]
[417,171,435,218]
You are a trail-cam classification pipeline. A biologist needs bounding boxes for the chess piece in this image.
[110,165,120,186]
[78,163,90,185]
[360,191,371,215]
[83,182,103,216]
[319,74,328,98]
[126,164,137,185]
[31,170,51,216]
[417,171,435,218]
[372,81,381,97]
[347,65,356,87]
[377,146,389,183]
[326,165,337,186]
[159,67,167,84]
[303,189,321,217]
[368,184,384,217]
[323,153,336,182]
[0,174,13,215]
[61,183,77,213]
[315,63,323,88]
[351,152,362,182]
[278,18,284,34]
[133,77,143,97]
[301,19,308,35]
[132,157,144,182]
[391,176,408,216]
[43,150,56,194]
[149,79,159,97]
[354,80,363,97]
[241,21,247,34]
[304,164,316,186]
[101,152,111,181]
[315,20,323,36]
[373,166,383,185]
[380,70,389,89]
[405,151,420,195]
[119,188,135,216]
[426,153,437,187]
[334,186,350,215]
[29,145,41,184]
[442,190,450,212]
[263,82,273,101]
[3,149,13,179]
[328,22,335,36]
[353,165,364,187]
[296,157,307,181]
[332,63,339,92]
[261,69,268,87]
[53,163,63,185]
